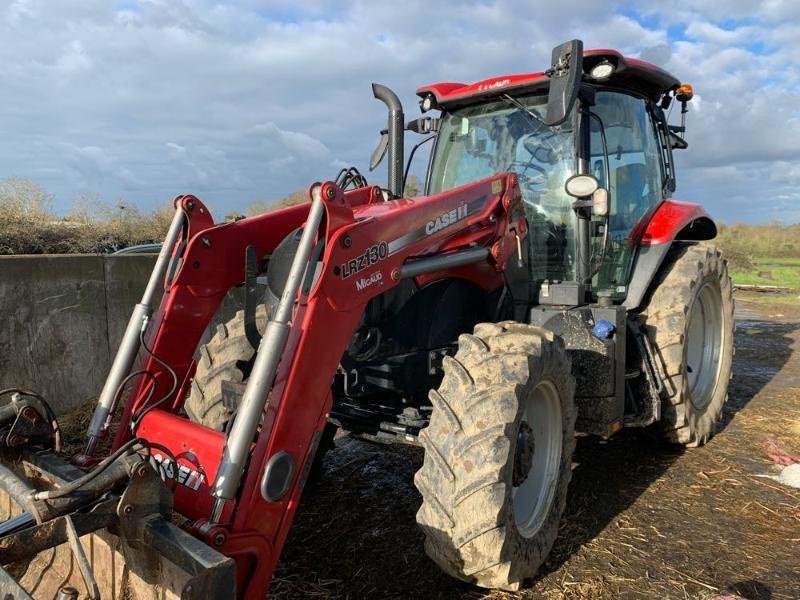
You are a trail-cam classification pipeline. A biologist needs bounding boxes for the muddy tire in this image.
[186,305,337,476]
[415,321,576,591]
[185,305,269,430]
[641,243,734,447]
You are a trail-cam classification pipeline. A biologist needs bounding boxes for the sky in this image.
[0,0,798,223]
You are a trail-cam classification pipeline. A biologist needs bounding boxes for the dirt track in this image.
[273,296,800,599]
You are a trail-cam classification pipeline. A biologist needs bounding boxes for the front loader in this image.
[0,40,733,597]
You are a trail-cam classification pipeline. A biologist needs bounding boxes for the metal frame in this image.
[85,174,522,598]
[0,449,236,599]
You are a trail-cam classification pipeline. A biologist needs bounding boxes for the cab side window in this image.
[592,92,664,232]
[591,91,665,293]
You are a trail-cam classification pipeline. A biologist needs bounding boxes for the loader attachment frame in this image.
[2,173,526,598]
[0,446,235,599]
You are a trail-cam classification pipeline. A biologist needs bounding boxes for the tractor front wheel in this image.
[185,306,336,475]
[185,306,269,430]
[415,321,576,591]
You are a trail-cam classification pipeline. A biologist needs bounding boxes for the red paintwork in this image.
[417,48,681,107]
[630,199,714,246]
[110,173,525,599]
[136,409,233,522]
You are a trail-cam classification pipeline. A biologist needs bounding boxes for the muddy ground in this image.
[271,295,800,600]
[53,294,799,599]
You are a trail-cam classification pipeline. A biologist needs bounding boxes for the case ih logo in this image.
[341,241,388,278]
[151,452,205,491]
[355,271,382,291]
[426,204,468,235]
[477,78,510,91]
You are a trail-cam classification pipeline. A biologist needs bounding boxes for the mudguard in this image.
[623,200,717,310]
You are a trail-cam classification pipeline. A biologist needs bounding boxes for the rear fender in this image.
[623,200,717,310]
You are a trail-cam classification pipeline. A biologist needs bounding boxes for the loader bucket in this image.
[0,449,235,600]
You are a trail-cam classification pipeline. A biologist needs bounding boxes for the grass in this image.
[736,290,800,305]
[730,256,800,290]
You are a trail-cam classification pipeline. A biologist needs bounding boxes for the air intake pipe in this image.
[372,83,404,198]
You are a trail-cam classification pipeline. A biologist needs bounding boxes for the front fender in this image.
[623,200,717,310]
[634,199,716,245]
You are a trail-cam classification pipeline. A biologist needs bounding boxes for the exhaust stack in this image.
[372,83,404,198]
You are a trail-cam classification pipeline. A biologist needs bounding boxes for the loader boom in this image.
[101,174,525,596]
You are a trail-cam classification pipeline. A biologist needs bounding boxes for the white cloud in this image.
[0,1,796,222]
[253,123,330,160]
[62,143,144,189]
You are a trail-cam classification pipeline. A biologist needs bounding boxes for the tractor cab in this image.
[412,42,693,305]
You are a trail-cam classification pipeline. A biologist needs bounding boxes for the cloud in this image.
[62,143,144,189]
[0,1,796,222]
[640,44,672,65]
[253,122,330,160]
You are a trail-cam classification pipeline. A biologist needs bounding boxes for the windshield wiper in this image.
[501,93,548,128]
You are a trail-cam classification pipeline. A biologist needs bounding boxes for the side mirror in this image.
[544,39,583,126]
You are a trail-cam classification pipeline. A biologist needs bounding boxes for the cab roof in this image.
[416,49,681,109]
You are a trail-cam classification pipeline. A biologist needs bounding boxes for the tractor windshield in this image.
[428,94,577,283]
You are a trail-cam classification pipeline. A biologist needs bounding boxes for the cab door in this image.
[590,91,667,299]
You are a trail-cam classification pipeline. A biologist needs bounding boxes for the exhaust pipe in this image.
[372,83,404,198]
[83,204,187,456]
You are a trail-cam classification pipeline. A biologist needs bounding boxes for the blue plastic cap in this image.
[592,319,616,339]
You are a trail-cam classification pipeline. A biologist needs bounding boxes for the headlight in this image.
[565,174,599,198]
[589,61,615,81]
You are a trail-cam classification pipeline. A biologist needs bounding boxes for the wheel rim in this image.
[512,380,562,539]
[685,281,724,410]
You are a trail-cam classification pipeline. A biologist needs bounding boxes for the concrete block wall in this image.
[0,254,248,415]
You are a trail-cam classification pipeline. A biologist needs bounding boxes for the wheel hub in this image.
[513,422,536,487]
[685,281,724,410]
[512,380,563,539]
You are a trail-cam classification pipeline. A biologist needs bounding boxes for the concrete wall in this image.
[0,254,247,415]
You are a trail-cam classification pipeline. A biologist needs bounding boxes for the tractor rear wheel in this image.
[641,243,734,446]
[415,321,576,591]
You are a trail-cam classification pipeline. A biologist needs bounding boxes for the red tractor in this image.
[0,40,733,598]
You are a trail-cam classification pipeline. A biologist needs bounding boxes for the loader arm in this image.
[100,173,526,597]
